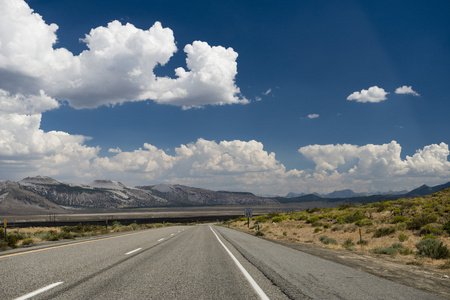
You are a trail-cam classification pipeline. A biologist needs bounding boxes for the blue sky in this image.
[0,0,449,195]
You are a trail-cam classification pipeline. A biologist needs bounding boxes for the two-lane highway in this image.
[0,225,443,299]
[0,225,285,299]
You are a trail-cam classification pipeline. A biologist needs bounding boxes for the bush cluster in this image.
[372,242,411,256]
[0,221,180,252]
[416,238,450,259]
[319,235,338,245]
[373,227,396,238]
[342,238,355,249]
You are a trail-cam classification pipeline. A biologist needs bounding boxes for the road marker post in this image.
[245,208,253,228]
[3,220,6,240]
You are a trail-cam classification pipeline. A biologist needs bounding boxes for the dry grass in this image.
[230,188,450,269]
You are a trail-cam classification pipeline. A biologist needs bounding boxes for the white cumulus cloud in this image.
[0,89,59,114]
[0,0,247,109]
[307,114,319,119]
[347,86,389,103]
[395,85,420,96]
[298,141,450,192]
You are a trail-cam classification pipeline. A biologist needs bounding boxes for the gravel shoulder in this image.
[260,236,450,299]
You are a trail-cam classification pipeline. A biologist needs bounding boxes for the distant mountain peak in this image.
[20,176,61,185]
[88,179,126,190]
[286,192,306,198]
[152,184,174,193]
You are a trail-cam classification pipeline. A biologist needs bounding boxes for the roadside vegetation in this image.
[0,221,180,251]
[228,188,450,270]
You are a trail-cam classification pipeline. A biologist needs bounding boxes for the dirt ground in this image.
[231,221,450,299]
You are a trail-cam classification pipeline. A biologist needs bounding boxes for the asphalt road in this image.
[0,225,443,299]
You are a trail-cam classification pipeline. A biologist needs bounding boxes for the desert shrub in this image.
[372,247,397,256]
[43,230,60,241]
[344,211,366,224]
[419,223,443,236]
[407,213,438,230]
[22,238,34,246]
[306,207,321,213]
[373,227,396,238]
[398,234,409,242]
[331,225,342,232]
[336,216,345,224]
[319,235,338,245]
[396,222,407,231]
[61,224,83,233]
[111,221,122,228]
[355,219,373,227]
[375,202,388,212]
[116,225,133,232]
[58,231,74,240]
[272,216,283,223]
[255,215,269,223]
[391,242,404,250]
[282,231,287,236]
[323,224,331,229]
[306,216,319,224]
[130,223,139,230]
[0,240,7,251]
[399,247,413,255]
[6,235,17,248]
[342,238,355,249]
[255,231,265,236]
[372,242,409,256]
[314,227,323,233]
[297,215,308,221]
[416,238,450,259]
[392,216,409,224]
[443,220,450,234]
[422,234,437,240]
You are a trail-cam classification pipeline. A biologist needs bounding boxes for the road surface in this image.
[0,225,443,299]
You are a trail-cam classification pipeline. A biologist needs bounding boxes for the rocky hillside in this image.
[137,184,276,206]
[0,187,67,215]
[0,176,276,214]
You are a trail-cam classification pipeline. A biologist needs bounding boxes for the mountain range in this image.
[0,176,277,215]
[0,176,449,215]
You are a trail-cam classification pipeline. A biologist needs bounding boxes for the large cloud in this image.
[1,109,448,194]
[0,91,99,179]
[299,141,450,192]
[0,0,247,109]
[347,86,389,103]
[152,41,248,109]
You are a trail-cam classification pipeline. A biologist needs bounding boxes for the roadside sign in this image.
[3,220,6,228]
[244,208,253,218]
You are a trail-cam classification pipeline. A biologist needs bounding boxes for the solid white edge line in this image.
[125,248,142,255]
[15,282,63,300]
[209,226,270,300]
